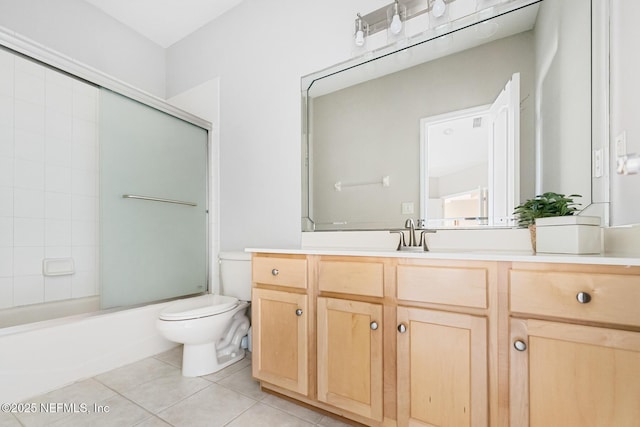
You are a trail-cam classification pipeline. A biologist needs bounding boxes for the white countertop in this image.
[245,247,640,267]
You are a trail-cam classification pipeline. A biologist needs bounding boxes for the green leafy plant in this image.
[513,192,581,227]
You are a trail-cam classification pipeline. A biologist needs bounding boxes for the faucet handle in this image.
[389,230,406,251]
[419,229,437,251]
[416,219,426,229]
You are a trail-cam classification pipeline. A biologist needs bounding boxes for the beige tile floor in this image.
[0,347,354,427]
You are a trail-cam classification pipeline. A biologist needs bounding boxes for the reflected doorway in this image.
[420,73,520,227]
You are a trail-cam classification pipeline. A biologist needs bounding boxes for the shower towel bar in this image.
[122,194,197,207]
[334,175,390,192]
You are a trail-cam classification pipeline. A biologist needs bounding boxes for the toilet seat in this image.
[159,294,239,321]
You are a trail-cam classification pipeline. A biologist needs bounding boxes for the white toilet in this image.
[156,251,252,377]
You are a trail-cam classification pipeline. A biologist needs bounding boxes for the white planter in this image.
[535,216,601,254]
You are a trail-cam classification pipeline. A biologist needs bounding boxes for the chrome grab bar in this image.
[122,194,197,207]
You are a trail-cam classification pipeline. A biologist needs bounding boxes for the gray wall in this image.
[0,0,166,97]
[534,0,591,207]
[166,0,391,249]
[311,32,535,229]
[610,0,640,225]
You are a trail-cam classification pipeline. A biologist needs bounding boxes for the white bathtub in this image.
[0,301,176,402]
[0,297,101,329]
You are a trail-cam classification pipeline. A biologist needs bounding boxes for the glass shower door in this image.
[99,89,208,309]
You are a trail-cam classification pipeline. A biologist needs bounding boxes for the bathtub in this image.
[0,301,177,403]
[0,297,101,329]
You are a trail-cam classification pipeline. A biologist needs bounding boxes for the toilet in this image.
[156,251,252,377]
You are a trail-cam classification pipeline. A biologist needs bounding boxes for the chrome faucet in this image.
[390,219,436,251]
[405,219,417,246]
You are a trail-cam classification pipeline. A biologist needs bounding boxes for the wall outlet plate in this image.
[592,149,603,177]
[401,202,414,214]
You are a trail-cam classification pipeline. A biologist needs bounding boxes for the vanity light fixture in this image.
[353,0,457,43]
[432,0,447,18]
[354,13,368,47]
[388,0,404,35]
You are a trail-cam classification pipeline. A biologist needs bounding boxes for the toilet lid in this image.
[159,294,239,321]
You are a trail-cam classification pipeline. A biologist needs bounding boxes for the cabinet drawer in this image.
[318,260,384,297]
[397,265,488,309]
[252,256,307,289]
[510,270,640,327]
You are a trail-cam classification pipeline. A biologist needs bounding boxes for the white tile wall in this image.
[0,217,12,247]
[44,275,72,302]
[14,100,45,134]
[14,218,44,247]
[0,187,12,217]
[0,247,12,277]
[13,275,44,306]
[0,50,14,97]
[0,157,12,186]
[0,277,12,309]
[0,50,99,309]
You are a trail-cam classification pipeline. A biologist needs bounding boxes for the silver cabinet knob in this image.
[271,268,279,276]
[514,340,527,352]
[370,321,379,331]
[576,292,591,304]
[397,323,407,334]
[295,309,303,316]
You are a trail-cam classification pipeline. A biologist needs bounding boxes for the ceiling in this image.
[427,114,489,178]
[83,0,245,48]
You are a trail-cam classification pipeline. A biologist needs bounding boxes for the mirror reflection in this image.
[421,73,520,227]
[302,0,592,231]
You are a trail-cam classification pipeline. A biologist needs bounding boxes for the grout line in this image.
[220,399,260,427]
[259,395,326,426]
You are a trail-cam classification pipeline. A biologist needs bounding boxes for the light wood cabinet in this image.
[397,307,488,427]
[509,264,640,427]
[397,264,488,309]
[251,254,310,396]
[251,288,308,395]
[510,269,640,327]
[317,296,384,421]
[510,318,640,427]
[318,259,385,297]
[251,254,640,427]
[252,255,308,289]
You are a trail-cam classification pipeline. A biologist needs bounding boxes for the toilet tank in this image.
[219,251,252,301]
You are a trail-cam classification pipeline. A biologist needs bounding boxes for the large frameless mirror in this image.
[302,0,601,231]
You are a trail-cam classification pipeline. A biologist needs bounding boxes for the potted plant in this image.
[513,192,581,252]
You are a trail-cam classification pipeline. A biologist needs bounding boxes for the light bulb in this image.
[389,13,403,34]
[432,0,446,18]
[355,30,365,47]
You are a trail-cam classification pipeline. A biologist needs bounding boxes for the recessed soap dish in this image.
[42,258,75,276]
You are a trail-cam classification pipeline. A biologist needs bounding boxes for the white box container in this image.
[535,216,601,254]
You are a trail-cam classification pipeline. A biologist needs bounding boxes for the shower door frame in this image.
[0,25,214,320]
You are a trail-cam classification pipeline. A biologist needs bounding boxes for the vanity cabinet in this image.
[251,255,309,396]
[396,262,492,427]
[317,297,384,421]
[251,253,640,427]
[508,264,640,427]
[316,257,387,423]
[397,307,487,427]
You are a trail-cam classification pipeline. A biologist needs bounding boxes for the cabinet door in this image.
[317,297,383,421]
[252,288,308,395]
[397,307,488,427]
[510,319,640,427]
